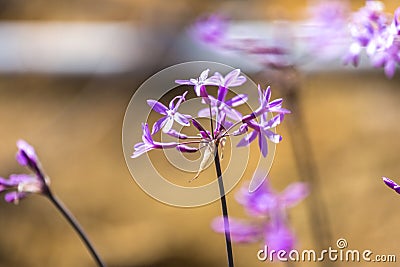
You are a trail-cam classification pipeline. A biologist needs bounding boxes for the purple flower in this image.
[212,217,262,243]
[175,69,217,96]
[236,179,309,216]
[133,69,290,179]
[212,180,308,252]
[208,69,247,89]
[304,1,350,60]
[237,114,284,157]
[192,14,228,45]
[242,85,290,123]
[0,174,43,204]
[131,123,179,158]
[147,92,191,134]
[345,1,400,78]
[383,177,400,194]
[0,140,49,204]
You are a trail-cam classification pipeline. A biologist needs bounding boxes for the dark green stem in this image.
[214,144,234,267]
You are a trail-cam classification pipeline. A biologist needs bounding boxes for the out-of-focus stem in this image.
[46,191,106,267]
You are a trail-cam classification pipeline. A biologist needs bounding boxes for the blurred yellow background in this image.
[0,1,399,266]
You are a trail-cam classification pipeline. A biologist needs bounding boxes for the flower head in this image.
[0,174,43,204]
[134,69,289,180]
[192,14,229,45]
[16,139,39,168]
[147,92,191,134]
[345,1,400,77]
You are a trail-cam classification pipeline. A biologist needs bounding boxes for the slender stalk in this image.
[46,190,106,267]
[209,104,215,138]
[214,144,234,267]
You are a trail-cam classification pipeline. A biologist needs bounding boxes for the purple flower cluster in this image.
[194,1,400,77]
[0,140,47,203]
[193,2,350,69]
[212,178,309,252]
[132,69,289,179]
[344,1,400,77]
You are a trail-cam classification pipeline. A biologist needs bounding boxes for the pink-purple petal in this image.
[174,112,190,126]
[211,216,262,243]
[280,182,309,207]
[258,131,268,157]
[147,100,168,115]
[237,130,258,147]
[151,117,168,134]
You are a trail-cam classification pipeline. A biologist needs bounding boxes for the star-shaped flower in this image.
[147,92,191,134]
[175,69,217,96]
[212,179,308,252]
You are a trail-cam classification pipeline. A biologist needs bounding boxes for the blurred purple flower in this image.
[304,1,350,60]
[193,14,228,45]
[16,139,39,168]
[236,179,309,217]
[0,174,43,204]
[147,92,191,134]
[208,69,247,89]
[0,140,48,204]
[212,179,308,252]
[383,177,400,194]
[134,69,289,179]
[212,217,262,243]
[237,114,284,157]
[345,1,400,77]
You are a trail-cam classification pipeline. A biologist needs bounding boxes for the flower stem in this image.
[214,144,234,267]
[46,190,106,267]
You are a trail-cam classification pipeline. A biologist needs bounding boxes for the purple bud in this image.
[16,140,38,167]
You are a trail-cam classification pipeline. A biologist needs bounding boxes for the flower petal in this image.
[258,131,268,157]
[211,216,262,243]
[280,182,309,207]
[174,112,190,126]
[147,100,168,115]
